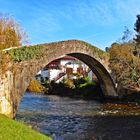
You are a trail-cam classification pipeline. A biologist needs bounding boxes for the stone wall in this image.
[0,71,14,118]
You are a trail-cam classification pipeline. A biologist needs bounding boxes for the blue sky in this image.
[0,0,140,50]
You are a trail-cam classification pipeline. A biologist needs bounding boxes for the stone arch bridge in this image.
[0,40,117,118]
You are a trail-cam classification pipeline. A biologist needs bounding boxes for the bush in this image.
[27,80,45,93]
[73,76,94,88]
[64,79,74,88]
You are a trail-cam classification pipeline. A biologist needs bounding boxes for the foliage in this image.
[64,79,74,88]
[27,80,45,93]
[82,41,109,59]
[0,114,51,140]
[134,14,140,44]
[0,14,28,74]
[134,14,140,56]
[42,77,50,87]
[117,26,133,44]
[73,76,94,88]
[122,92,140,104]
[7,45,44,62]
[45,77,101,99]
[0,14,28,50]
[109,43,140,89]
[0,50,11,74]
[0,51,5,72]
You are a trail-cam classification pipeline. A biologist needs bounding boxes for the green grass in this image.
[0,114,52,140]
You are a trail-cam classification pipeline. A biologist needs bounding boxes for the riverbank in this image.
[27,79,140,104]
[0,114,51,140]
[46,82,103,100]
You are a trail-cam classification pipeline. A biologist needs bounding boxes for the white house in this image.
[36,55,95,82]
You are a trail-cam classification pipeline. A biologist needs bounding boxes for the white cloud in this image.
[50,1,117,28]
[55,0,140,27]
[21,0,140,36]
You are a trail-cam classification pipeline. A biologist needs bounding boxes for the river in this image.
[16,92,140,140]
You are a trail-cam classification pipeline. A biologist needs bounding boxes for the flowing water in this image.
[16,92,140,140]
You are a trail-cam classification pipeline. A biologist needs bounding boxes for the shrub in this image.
[27,80,45,93]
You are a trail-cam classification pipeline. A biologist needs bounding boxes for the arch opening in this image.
[66,53,117,97]
[32,52,117,97]
[34,54,103,98]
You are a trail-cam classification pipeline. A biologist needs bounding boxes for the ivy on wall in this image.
[7,45,44,62]
[6,41,108,62]
[83,41,109,59]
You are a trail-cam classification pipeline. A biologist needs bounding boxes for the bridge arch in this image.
[0,40,117,118]
[68,53,116,97]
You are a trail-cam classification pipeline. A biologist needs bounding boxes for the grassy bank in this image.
[0,114,51,140]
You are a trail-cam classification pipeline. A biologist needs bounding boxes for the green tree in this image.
[134,15,140,44]
[134,14,140,56]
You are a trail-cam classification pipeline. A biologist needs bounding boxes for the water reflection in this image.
[16,92,140,140]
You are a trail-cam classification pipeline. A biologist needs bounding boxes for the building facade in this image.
[36,55,95,82]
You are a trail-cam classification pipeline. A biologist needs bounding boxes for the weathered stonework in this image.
[0,71,14,118]
[0,40,117,118]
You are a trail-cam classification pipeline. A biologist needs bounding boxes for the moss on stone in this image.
[81,41,109,59]
[7,45,44,62]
